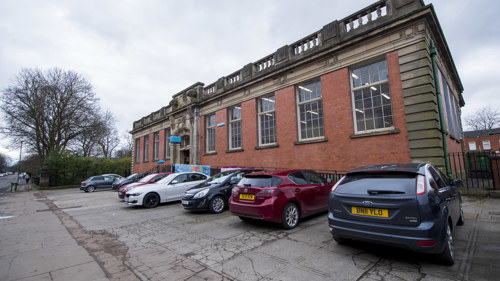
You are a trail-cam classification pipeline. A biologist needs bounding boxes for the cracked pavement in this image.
[1,188,500,280]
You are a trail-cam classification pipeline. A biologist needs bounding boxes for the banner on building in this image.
[174,164,210,176]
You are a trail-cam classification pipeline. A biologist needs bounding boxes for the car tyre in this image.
[86,186,95,193]
[209,196,225,214]
[457,206,465,226]
[143,193,160,208]
[438,223,455,266]
[281,203,299,229]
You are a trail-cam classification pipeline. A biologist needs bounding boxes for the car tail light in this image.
[82,182,87,186]
[255,189,280,197]
[331,176,346,192]
[416,175,426,195]
[232,187,240,198]
[418,240,435,247]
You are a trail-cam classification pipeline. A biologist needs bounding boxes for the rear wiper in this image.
[367,189,405,195]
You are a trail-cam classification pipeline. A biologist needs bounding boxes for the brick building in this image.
[130,0,465,175]
[463,129,500,152]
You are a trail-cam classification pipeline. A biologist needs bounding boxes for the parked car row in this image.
[80,163,464,265]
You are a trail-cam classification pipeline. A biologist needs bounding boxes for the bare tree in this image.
[0,152,10,172]
[0,68,99,162]
[464,106,500,131]
[95,111,120,158]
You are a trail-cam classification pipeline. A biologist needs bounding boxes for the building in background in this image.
[463,129,500,152]
[130,0,465,176]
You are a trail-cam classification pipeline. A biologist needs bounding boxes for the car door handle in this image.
[295,189,301,193]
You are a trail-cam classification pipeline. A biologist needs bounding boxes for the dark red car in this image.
[229,169,333,229]
[117,173,171,199]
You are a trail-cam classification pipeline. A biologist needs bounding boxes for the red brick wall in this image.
[464,135,500,152]
[199,51,412,171]
[133,132,173,173]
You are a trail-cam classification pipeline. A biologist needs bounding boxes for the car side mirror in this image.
[171,180,178,184]
[451,179,463,187]
[230,179,238,185]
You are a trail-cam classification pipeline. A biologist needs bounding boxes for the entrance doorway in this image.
[180,150,190,164]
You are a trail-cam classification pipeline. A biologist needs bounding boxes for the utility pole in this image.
[17,141,23,184]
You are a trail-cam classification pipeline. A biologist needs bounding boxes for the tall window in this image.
[229,105,242,149]
[351,60,394,133]
[258,94,276,145]
[135,138,140,163]
[206,114,216,153]
[153,132,159,161]
[164,128,171,158]
[143,135,149,162]
[297,80,324,140]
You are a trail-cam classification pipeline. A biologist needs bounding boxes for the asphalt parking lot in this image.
[1,187,500,281]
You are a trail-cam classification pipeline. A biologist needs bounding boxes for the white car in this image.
[124,172,209,208]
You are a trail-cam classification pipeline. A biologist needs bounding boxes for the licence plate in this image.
[182,200,189,205]
[239,194,255,200]
[352,206,388,218]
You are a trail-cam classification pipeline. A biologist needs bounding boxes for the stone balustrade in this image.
[132,0,424,132]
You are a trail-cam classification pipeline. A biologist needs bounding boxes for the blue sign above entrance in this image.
[170,136,181,143]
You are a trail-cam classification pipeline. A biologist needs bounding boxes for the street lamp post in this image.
[17,141,23,184]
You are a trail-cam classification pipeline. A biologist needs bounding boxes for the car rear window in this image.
[336,173,417,195]
[239,176,282,187]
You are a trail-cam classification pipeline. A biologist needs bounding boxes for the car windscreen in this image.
[138,174,156,183]
[206,171,234,184]
[126,174,138,180]
[336,173,417,195]
[156,174,177,184]
[238,176,282,187]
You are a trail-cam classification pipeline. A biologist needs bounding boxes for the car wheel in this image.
[86,186,95,193]
[281,203,299,229]
[457,206,465,226]
[209,196,225,214]
[438,223,455,266]
[143,193,160,208]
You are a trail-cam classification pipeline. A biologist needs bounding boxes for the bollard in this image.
[10,182,18,192]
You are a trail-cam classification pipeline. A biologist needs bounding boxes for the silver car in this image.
[124,172,208,208]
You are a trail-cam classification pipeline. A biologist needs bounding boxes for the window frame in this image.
[206,113,216,153]
[469,141,476,150]
[483,140,491,150]
[228,105,242,150]
[164,128,171,159]
[135,138,140,163]
[258,94,277,146]
[296,80,325,141]
[153,131,160,161]
[350,59,394,134]
[143,135,149,162]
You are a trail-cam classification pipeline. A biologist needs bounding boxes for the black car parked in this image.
[80,174,123,192]
[181,169,262,213]
[328,163,464,265]
[111,173,148,190]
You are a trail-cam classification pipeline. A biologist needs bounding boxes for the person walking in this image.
[25,173,30,184]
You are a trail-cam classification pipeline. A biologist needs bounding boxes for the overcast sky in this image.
[1,0,499,163]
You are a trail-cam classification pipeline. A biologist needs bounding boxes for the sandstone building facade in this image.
[130,0,465,175]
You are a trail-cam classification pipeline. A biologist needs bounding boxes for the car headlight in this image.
[193,189,209,199]
[128,192,143,197]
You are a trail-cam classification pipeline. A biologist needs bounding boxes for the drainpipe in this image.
[430,39,452,178]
